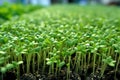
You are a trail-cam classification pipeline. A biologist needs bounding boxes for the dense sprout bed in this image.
[0,3,42,24]
[0,5,120,80]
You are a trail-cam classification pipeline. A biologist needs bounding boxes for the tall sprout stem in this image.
[100,54,107,78]
[67,56,71,80]
[32,54,35,73]
[52,63,54,74]
[115,54,120,79]
[18,55,24,73]
[81,54,84,71]
[75,53,81,73]
[93,53,96,74]
[97,55,101,69]
[87,53,91,69]
[42,51,46,74]
[100,63,106,78]
[48,63,54,74]
[17,66,20,80]
[55,64,58,75]
[84,54,87,72]
[37,53,40,71]
[26,54,32,73]
[17,55,23,79]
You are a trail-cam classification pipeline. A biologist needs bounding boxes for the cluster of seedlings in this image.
[0,5,120,80]
[0,3,42,24]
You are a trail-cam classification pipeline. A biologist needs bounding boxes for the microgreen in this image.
[0,5,120,79]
